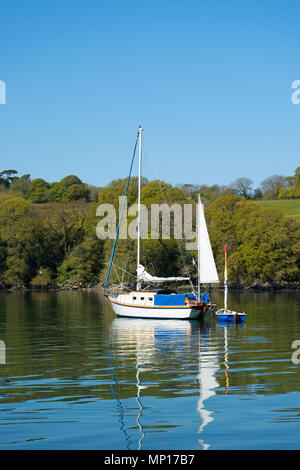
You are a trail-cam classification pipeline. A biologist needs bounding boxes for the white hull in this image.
[108,296,202,320]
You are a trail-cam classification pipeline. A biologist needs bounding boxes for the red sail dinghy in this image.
[215,245,247,323]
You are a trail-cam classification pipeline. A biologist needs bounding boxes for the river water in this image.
[0,290,299,450]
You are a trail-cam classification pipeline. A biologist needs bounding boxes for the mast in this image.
[197,194,201,301]
[224,244,228,310]
[136,126,143,290]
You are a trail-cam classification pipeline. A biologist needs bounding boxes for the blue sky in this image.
[0,0,299,189]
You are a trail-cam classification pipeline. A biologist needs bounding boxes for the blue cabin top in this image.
[153,292,210,306]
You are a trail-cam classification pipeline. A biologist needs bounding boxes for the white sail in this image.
[137,264,189,284]
[198,195,219,284]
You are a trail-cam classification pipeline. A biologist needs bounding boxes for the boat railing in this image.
[104,284,130,298]
[104,287,111,297]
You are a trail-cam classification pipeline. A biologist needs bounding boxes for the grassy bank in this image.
[257,199,300,219]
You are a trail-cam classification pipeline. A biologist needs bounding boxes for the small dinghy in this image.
[215,245,247,323]
[215,308,247,323]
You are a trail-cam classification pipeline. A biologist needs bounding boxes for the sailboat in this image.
[104,126,219,320]
[215,244,247,322]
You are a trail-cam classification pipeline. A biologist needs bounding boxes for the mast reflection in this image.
[111,318,218,450]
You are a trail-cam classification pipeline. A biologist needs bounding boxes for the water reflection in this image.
[223,327,230,395]
[216,321,247,397]
[111,318,219,450]
[1,291,300,449]
[197,325,219,450]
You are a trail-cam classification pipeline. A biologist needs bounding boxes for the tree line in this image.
[1,166,299,204]
[0,168,299,288]
[177,166,300,201]
[0,170,99,203]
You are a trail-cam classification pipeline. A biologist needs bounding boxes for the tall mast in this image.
[224,244,228,310]
[197,193,201,301]
[136,126,143,290]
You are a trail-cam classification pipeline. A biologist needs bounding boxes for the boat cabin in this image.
[115,290,210,307]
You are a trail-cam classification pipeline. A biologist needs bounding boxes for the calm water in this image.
[0,290,299,450]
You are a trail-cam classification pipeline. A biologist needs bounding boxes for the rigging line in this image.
[105,134,138,288]
[112,263,137,278]
[142,134,194,286]
[113,264,121,283]
[120,257,129,284]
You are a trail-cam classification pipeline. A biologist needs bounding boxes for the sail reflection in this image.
[197,326,219,449]
[111,318,219,450]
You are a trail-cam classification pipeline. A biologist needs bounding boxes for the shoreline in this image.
[0,281,299,293]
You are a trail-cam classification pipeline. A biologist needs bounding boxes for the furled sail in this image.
[137,264,189,283]
[198,196,219,284]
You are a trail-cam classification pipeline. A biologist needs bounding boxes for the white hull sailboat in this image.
[109,292,207,320]
[105,126,219,320]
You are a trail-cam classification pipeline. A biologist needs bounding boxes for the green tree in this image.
[278,168,300,199]
[206,194,300,285]
[30,268,53,286]
[43,203,87,257]
[57,236,104,283]
[10,174,31,198]
[0,195,30,225]
[62,183,90,201]
[0,170,18,188]
[2,216,54,285]
[48,175,85,201]
[98,177,148,209]
[141,180,185,206]
[29,178,50,203]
